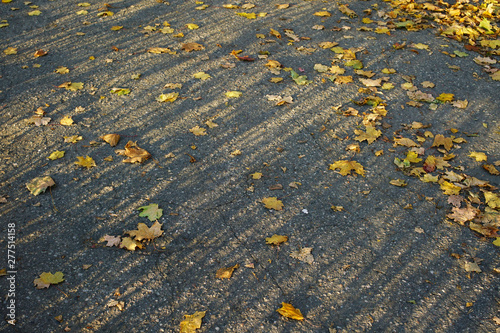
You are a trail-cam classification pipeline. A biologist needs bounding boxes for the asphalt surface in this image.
[1,0,499,332]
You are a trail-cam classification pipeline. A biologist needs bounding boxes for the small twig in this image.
[54,285,69,298]
[49,187,58,212]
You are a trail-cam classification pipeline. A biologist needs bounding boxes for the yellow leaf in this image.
[193,71,211,80]
[491,71,500,81]
[223,4,239,9]
[189,126,207,136]
[362,18,373,24]
[412,43,429,50]
[3,47,17,55]
[101,134,120,147]
[270,28,281,39]
[60,116,74,126]
[354,125,381,144]
[119,237,144,251]
[493,238,500,247]
[265,234,288,245]
[64,135,82,143]
[405,151,422,163]
[76,10,88,15]
[157,92,179,103]
[270,77,283,83]
[205,120,218,128]
[147,47,175,54]
[381,68,396,74]
[75,156,96,169]
[186,23,199,30]
[440,181,461,195]
[237,12,256,19]
[329,160,365,177]
[390,179,407,187]
[375,27,390,34]
[225,91,242,98]
[97,11,113,17]
[484,192,500,209]
[420,174,439,183]
[128,221,164,241]
[262,197,284,210]
[180,311,206,333]
[231,149,241,156]
[468,151,487,162]
[55,66,69,74]
[381,83,394,90]
[48,151,65,160]
[34,272,64,289]
[436,93,454,102]
[58,82,83,91]
[111,26,123,31]
[313,11,331,17]
[28,10,42,16]
[251,172,262,179]
[277,303,304,320]
[216,264,239,279]
[173,32,184,38]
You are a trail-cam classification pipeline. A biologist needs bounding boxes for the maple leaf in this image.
[110,88,130,95]
[440,181,461,195]
[193,71,211,80]
[147,47,175,54]
[405,151,422,163]
[180,311,206,333]
[120,237,144,251]
[157,92,178,102]
[216,263,239,279]
[128,221,164,241]
[26,176,55,196]
[394,138,419,147]
[436,93,454,102]
[484,192,500,209]
[468,151,487,162]
[225,91,242,98]
[60,116,74,126]
[290,247,314,264]
[250,172,262,179]
[75,156,96,169]
[55,66,69,74]
[359,78,382,87]
[48,151,65,160]
[190,126,207,136]
[354,125,381,144]
[186,23,199,30]
[329,160,365,177]
[101,133,120,146]
[64,135,83,143]
[265,234,288,245]
[483,164,500,175]
[4,47,17,55]
[277,303,304,320]
[115,141,151,163]
[290,70,311,85]
[181,42,204,52]
[34,272,64,289]
[58,82,83,91]
[262,197,284,211]
[138,204,163,222]
[102,235,121,247]
[447,206,478,225]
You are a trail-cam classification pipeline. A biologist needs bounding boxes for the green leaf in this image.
[453,50,468,57]
[138,204,163,221]
[290,70,311,85]
[344,60,363,69]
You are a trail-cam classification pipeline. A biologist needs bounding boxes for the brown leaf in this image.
[101,134,120,146]
[102,235,121,247]
[447,206,478,225]
[115,141,151,163]
[34,49,48,57]
[181,42,204,52]
[216,264,239,279]
[128,221,164,241]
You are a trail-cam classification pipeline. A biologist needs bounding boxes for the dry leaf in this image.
[75,156,96,169]
[128,221,164,241]
[262,197,284,210]
[107,299,125,311]
[216,264,239,279]
[60,116,74,126]
[103,235,121,247]
[26,176,55,196]
[329,160,365,177]
[354,125,381,144]
[180,311,206,333]
[97,134,119,147]
[277,303,304,320]
[468,151,487,162]
[290,247,314,264]
[265,234,288,245]
[34,272,64,289]
[115,141,151,163]
[182,43,204,52]
[120,237,144,251]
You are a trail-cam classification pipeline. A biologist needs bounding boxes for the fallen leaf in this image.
[137,204,163,222]
[314,11,331,17]
[120,237,144,251]
[147,47,175,54]
[101,134,120,146]
[251,172,262,179]
[180,311,206,333]
[266,234,288,245]
[483,164,499,175]
[55,66,69,74]
[390,179,407,187]
[60,116,74,126]
[277,303,304,320]
[186,23,199,30]
[164,83,182,89]
[440,181,461,195]
[436,93,454,102]
[181,42,204,52]
[431,134,453,151]
[354,125,381,144]
[262,197,284,210]
[64,135,83,143]
[27,176,55,196]
[468,151,487,162]
[225,91,242,98]
[339,4,357,17]
[157,92,179,102]
[329,160,365,177]
[103,235,121,247]
[34,272,64,289]
[48,151,65,160]
[447,206,478,225]
[216,264,239,279]
[58,82,83,91]
[463,261,481,273]
[34,49,47,58]
[193,71,211,80]
[128,221,164,241]
[484,192,500,209]
[359,78,382,87]
[190,126,207,136]
[116,141,151,163]
[110,88,130,95]
[75,156,96,169]
[270,28,281,39]
[107,299,125,311]
[3,47,17,55]
[290,247,314,264]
